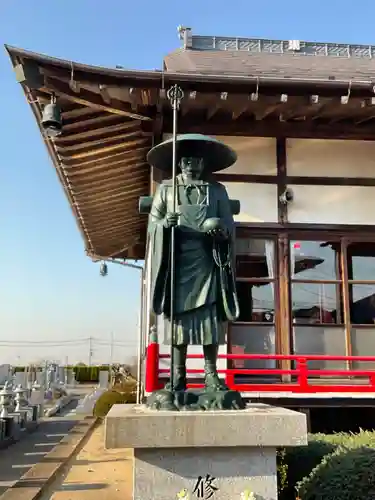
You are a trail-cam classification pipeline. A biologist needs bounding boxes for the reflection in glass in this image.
[348,242,375,280]
[293,326,346,370]
[290,240,339,280]
[352,327,375,369]
[236,238,275,278]
[291,283,342,324]
[235,237,275,323]
[350,284,375,324]
[236,282,275,322]
[230,324,276,376]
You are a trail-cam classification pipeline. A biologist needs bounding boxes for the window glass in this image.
[290,240,339,280]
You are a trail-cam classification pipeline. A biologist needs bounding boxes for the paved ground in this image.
[40,423,133,500]
[0,397,82,495]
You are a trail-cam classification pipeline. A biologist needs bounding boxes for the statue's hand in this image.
[202,217,228,240]
[164,212,180,228]
[207,228,228,240]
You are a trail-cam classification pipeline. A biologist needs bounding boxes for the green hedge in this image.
[72,365,109,383]
[297,446,375,499]
[93,380,137,418]
[278,430,375,499]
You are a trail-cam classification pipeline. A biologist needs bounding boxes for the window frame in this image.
[229,228,375,373]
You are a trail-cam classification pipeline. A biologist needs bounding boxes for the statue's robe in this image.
[148,174,239,346]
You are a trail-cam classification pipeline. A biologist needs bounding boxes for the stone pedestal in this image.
[106,403,307,500]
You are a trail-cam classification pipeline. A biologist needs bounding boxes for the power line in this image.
[0,338,135,346]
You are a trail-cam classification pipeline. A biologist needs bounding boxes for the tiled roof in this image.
[164,48,375,82]
[166,30,375,83]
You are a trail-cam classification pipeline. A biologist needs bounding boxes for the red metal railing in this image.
[145,340,375,394]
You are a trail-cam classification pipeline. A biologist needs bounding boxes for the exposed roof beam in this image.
[98,84,111,105]
[58,137,149,161]
[174,116,375,140]
[62,113,119,132]
[44,75,152,121]
[71,176,147,198]
[69,170,148,192]
[55,121,141,143]
[56,130,144,153]
[62,106,99,120]
[62,147,147,169]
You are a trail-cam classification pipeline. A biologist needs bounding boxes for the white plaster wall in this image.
[214,136,277,175]
[288,185,375,225]
[162,135,277,175]
[223,182,278,223]
[287,139,375,177]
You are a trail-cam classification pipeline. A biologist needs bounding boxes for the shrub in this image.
[93,388,135,418]
[278,437,339,499]
[112,377,137,395]
[297,446,375,499]
[73,365,109,383]
[279,430,375,499]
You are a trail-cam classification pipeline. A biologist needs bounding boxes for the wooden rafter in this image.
[43,75,152,121]
[62,106,98,120]
[88,218,142,233]
[55,121,141,143]
[56,130,144,153]
[83,205,142,220]
[62,113,120,132]
[174,115,375,140]
[66,161,147,182]
[58,137,149,161]
[72,177,147,199]
[70,170,148,192]
[63,147,147,168]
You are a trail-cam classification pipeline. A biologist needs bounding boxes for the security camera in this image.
[279,187,294,205]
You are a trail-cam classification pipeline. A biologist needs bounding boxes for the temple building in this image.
[8,27,375,425]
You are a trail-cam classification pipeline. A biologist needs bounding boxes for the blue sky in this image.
[0,0,372,364]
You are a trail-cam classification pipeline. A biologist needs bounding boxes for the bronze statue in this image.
[145,134,245,411]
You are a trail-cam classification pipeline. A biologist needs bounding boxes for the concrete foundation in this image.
[106,403,307,499]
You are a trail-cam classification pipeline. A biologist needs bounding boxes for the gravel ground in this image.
[41,422,133,500]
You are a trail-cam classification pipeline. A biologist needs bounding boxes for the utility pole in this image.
[88,337,93,366]
[109,332,114,380]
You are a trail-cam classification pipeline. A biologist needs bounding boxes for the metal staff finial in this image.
[167,85,184,111]
[167,84,184,392]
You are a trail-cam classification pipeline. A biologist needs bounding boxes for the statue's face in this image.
[179,156,204,180]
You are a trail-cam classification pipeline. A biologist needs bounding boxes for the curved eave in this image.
[8,44,375,260]
[7,44,375,95]
[6,45,154,260]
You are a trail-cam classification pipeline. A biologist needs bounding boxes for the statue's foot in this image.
[146,389,179,411]
[164,372,187,392]
[204,372,228,392]
[198,390,246,411]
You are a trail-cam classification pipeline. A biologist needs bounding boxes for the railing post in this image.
[225,370,235,390]
[297,357,309,392]
[145,326,159,393]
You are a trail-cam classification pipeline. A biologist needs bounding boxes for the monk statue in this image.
[144,135,244,411]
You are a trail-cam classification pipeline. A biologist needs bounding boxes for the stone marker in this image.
[58,366,65,382]
[14,371,25,387]
[106,403,307,499]
[98,370,109,389]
